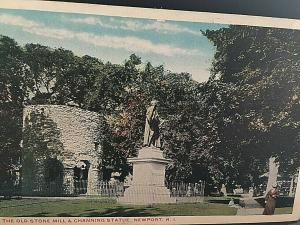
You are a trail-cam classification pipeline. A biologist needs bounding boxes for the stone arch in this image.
[44,157,64,196]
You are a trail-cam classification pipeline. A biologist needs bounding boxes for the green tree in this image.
[203,25,300,188]
[0,35,28,183]
[54,54,103,107]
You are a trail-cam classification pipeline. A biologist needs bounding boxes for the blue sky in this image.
[0,9,227,82]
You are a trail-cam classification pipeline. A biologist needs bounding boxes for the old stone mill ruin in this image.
[22,105,102,196]
[17,103,298,201]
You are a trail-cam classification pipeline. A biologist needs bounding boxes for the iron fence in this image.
[0,179,206,198]
[3,178,295,199]
[166,181,205,197]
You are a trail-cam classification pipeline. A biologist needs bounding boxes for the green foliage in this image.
[54,54,104,107]
[22,109,64,189]
[23,110,64,158]
[89,55,204,180]
[0,35,27,182]
[203,25,300,187]
[1,25,300,192]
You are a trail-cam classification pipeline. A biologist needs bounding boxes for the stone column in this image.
[62,167,74,195]
[87,164,101,195]
[265,157,279,195]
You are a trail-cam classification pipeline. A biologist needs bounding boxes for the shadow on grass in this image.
[22,212,50,217]
[85,208,97,211]
[0,199,66,209]
[19,205,159,217]
[208,199,239,204]
[57,213,74,217]
[81,206,158,217]
[22,212,77,217]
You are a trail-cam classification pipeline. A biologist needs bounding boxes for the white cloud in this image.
[0,14,39,28]
[143,21,201,36]
[67,17,119,29]
[0,13,75,39]
[69,17,98,25]
[76,32,199,56]
[66,16,202,36]
[0,13,200,56]
[23,27,76,40]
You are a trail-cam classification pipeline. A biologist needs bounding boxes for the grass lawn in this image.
[275,207,293,214]
[0,198,237,217]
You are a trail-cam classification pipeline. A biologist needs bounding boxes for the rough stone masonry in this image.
[22,105,103,196]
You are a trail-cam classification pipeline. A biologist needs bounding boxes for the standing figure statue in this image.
[143,100,161,148]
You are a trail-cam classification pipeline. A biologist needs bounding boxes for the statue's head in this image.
[150,100,158,106]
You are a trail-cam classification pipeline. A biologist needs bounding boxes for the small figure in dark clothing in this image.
[263,184,279,215]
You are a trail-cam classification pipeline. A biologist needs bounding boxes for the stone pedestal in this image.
[118,147,175,205]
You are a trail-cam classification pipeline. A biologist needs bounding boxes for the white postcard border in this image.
[0,0,299,224]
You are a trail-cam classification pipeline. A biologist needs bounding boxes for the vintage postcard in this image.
[0,0,300,224]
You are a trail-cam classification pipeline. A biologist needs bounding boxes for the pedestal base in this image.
[118,147,175,205]
[118,185,175,204]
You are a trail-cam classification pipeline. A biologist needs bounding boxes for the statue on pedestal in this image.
[143,100,161,148]
[118,100,175,204]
